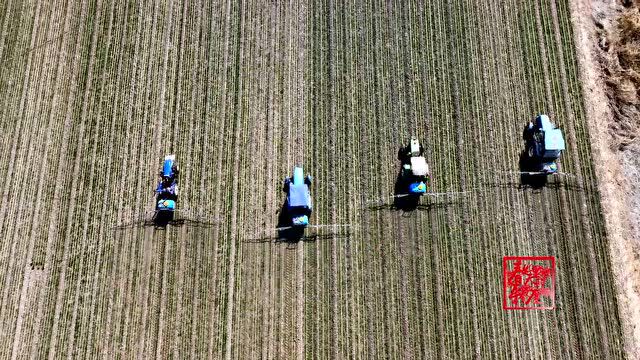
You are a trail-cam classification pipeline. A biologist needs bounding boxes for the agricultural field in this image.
[0,0,627,358]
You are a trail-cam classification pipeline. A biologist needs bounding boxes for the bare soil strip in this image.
[569,0,640,357]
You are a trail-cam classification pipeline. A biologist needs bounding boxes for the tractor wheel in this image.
[527,146,535,159]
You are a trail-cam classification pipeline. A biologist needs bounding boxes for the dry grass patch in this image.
[601,4,640,149]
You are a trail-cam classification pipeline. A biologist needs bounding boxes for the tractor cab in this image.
[160,154,179,181]
[401,137,430,195]
[523,115,565,174]
[284,167,313,227]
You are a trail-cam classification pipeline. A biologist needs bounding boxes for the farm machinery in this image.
[270,166,349,241]
[282,166,313,227]
[520,114,566,176]
[398,137,430,196]
[393,137,467,206]
[154,154,179,225]
[366,137,468,212]
[115,155,216,229]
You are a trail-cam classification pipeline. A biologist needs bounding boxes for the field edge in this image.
[568,0,640,357]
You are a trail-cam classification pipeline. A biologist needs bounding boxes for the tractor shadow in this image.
[518,151,548,189]
[487,180,583,193]
[153,211,174,229]
[392,171,422,212]
[392,147,423,212]
[275,199,305,243]
[367,200,453,216]
[366,167,456,215]
[245,200,351,247]
[114,215,166,230]
[114,210,217,231]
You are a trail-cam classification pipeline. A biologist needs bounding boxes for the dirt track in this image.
[0,0,626,358]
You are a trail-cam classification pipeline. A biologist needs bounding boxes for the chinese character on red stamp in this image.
[503,256,555,310]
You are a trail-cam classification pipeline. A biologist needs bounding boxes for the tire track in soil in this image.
[509,1,563,357]
[141,0,176,356]
[81,0,133,356]
[529,1,587,358]
[95,1,147,355]
[9,0,76,356]
[166,0,191,356]
[383,3,414,358]
[222,0,245,357]
[292,1,307,359]
[205,0,232,355]
[0,0,14,62]
[185,0,209,357]
[120,2,157,352]
[496,1,559,357]
[547,0,612,356]
[42,0,103,357]
[64,1,119,356]
[323,0,342,358]
[0,3,42,343]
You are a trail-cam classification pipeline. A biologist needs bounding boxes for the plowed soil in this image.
[0,0,625,358]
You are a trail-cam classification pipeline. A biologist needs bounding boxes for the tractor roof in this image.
[410,156,429,176]
[410,138,421,156]
[288,183,311,208]
[293,166,305,186]
[536,114,555,132]
[544,128,565,151]
[162,155,176,177]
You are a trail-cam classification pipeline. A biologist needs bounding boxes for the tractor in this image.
[398,136,430,196]
[282,166,313,227]
[268,166,348,242]
[114,154,216,230]
[522,114,565,175]
[363,137,466,212]
[154,155,179,225]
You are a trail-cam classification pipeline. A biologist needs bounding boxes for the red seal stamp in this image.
[503,256,555,310]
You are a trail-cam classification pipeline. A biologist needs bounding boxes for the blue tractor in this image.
[282,166,313,227]
[154,155,179,224]
[115,154,217,230]
[268,166,349,241]
[522,115,566,175]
